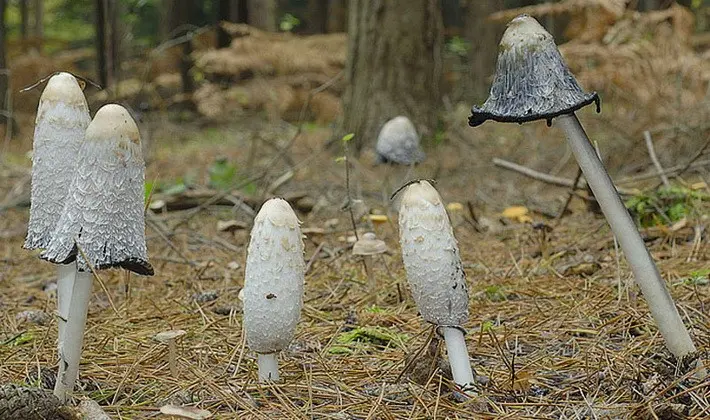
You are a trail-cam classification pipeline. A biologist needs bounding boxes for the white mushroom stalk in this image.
[398,181,474,389]
[352,232,388,301]
[23,72,91,388]
[469,14,703,376]
[243,198,305,382]
[42,104,154,402]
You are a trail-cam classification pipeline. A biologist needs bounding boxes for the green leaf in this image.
[342,133,355,143]
[208,158,238,191]
[335,326,408,348]
[161,182,187,196]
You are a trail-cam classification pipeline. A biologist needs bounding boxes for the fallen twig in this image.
[644,131,670,188]
[492,158,637,195]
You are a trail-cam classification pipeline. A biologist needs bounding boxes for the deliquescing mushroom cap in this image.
[352,232,388,256]
[398,180,469,326]
[376,116,426,165]
[243,198,305,354]
[24,72,91,251]
[468,14,600,127]
[40,104,154,276]
[154,330,187,343]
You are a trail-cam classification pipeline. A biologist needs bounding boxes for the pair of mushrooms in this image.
[24,73,153,402]
[242,183,474,387]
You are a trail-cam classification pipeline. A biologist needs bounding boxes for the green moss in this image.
[625,187,708,228]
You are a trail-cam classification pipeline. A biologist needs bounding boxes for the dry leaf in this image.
[160,404,213,419]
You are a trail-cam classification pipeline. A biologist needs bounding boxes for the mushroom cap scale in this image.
[243,198,305,354]
[398,181,469,326]
[40,104,153,276]
[25,73,91,251]
[468,14,599,127]
[376,116,425,165]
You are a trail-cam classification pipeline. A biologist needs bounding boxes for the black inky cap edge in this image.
[468,93,601,128]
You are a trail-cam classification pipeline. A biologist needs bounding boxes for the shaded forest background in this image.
[0,0,710,205]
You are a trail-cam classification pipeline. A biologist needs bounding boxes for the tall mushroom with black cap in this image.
[398,180,474,390]
[41,104,154,401]
[23,72,91,366]
[243,198,305,382]
[469,14,702,374]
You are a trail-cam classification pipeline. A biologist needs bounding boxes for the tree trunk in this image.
[463,0,504,103]
[217,0,247,47]
[96,0,108,87]
[33,0,43,51]
[247,0,276,31]
[306,0,328,34]
[108,0,120,85]
[20,0,29,39]
[167,0,197,94]
[0,0,6,123]
[326,0,346,32]
[342,0,442,152]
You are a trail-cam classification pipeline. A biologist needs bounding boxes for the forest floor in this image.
[0,108,708,419]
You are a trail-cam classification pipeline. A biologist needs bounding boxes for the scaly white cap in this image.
[398,180,469,326]
[41,104,153,276]
[375,116,425,165]
[243,198,305,354]
[25,72,90,250]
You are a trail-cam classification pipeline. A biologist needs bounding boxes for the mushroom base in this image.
[257,353,280,382]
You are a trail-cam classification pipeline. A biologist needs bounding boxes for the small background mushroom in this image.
[352,232,388,301]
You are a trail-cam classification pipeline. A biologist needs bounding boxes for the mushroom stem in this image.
[167,340,178,378]
[56,263,76,349]
[363,255,376,299]
[54,270,93,403]
[441,327,474,389]
[257,353,280,382]
[557,113,703,372]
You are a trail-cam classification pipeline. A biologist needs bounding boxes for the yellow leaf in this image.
[501,206,532,223]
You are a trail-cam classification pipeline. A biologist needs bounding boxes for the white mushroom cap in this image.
[25,72,90,250]
[154,330,187,342]
[375,116,425,165]
[41,104,153,276]
[243,198,305,354]
[352,232,387,256]
[499,14,552,51]
[398,181,469,326]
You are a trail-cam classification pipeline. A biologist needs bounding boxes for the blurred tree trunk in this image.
[20,0,29,39]
[326,0,346,32]
[0,0,6,123]
[108,1,121,87]
[342,0,442,152]
[217,0,247,48]
[306,0,328,34]
[463,0,504,103]
[33,0,43,52]
[247,0,276,31]
[167,0,197,94]
[96,0,108,87]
